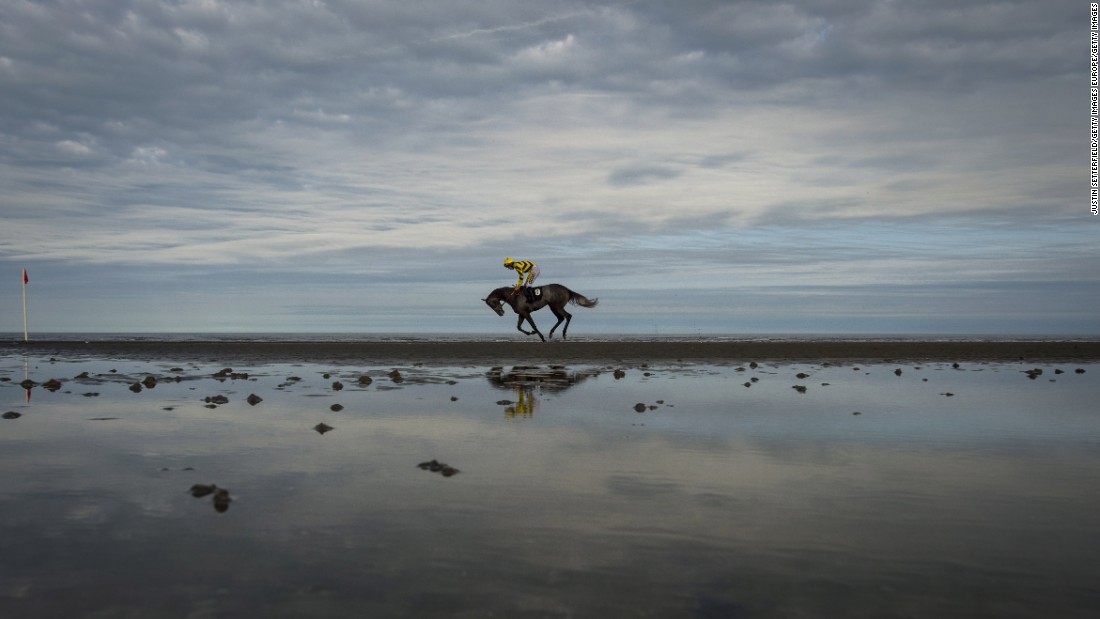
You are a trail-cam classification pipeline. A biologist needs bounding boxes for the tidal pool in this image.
[1,354,1098,618]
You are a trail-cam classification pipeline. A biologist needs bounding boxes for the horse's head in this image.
[483,294,506,316]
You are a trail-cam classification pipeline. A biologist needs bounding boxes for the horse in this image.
[483,283,598,341]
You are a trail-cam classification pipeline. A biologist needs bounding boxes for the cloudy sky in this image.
[1,0,1095,335]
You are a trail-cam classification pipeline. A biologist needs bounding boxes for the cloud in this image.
[608,164,681,187]
[0,0,1093,333]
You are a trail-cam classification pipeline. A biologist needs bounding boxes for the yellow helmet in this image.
[503,257,515,266]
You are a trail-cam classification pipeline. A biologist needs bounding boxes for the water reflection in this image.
[486,364,599,419]
[1,354,1098,618]
[500,385,538,419]
[21,354,32,402]
[486,364,599,391]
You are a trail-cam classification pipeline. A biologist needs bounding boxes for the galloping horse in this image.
[483,283,598,341]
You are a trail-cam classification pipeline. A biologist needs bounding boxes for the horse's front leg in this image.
[516,313,544,340]
[519,312,545,341]
[516,314,534,335]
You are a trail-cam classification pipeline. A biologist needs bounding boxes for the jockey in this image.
[503,257,539,302]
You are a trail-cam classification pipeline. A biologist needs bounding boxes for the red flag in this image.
[23,269,28,285]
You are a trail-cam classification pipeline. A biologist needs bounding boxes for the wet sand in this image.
[7,339,1100,365]
[3,342,1099,617]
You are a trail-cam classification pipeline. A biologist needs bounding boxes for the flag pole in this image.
[22,269,28,343]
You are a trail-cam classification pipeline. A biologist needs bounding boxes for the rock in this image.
[1024,368,1043,380]
[213,488,232,512]
[1054,369,1064,374]
[190,484,231,512]
[332,381,344,391]
[853,411,861,416]
[613,369,626,379]
[313,422,334,434]
[743,382,752,388]
[952,363,960,369]
[894,368,903,376]
[42,378,63,391]
[2,411,21,420]
[796,372,809,379]
[190,484,216,498]
[1075,368,1086,374]
[129,383,143,393]
[633,403,647,413]
[418,459,460,477]
[246,394,263,406]
[330,403,344,412]
[942,392,955,397]
[203,395,229,405]
[450,396,458,401]
[358,375,373,386]
[496,399,513,405]
[792,385,807,394]
[749,362,758,369]
[142,376,157,389]
[389,370,404,383]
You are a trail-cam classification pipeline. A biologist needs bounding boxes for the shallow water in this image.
[1,353,1098,618]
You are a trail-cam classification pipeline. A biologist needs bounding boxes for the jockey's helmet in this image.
[503,257,514,266]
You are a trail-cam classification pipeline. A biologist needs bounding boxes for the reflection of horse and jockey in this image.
[503,385,538,420]
[486,365,599,419]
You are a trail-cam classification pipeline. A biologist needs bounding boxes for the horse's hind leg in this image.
[548,306,571,340]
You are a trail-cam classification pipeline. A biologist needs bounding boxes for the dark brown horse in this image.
[483,284,598,341]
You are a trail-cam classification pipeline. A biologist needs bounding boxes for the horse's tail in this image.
[568,289,599,308]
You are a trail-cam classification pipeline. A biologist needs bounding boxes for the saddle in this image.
[523,287,543,303]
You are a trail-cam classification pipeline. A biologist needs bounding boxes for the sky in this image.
[1,0,1096,335]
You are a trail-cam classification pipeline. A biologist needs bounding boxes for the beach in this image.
[7,338,1100,365]
[2,339,1099,618]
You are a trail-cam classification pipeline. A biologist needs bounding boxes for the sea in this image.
[4,331,1099,343]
